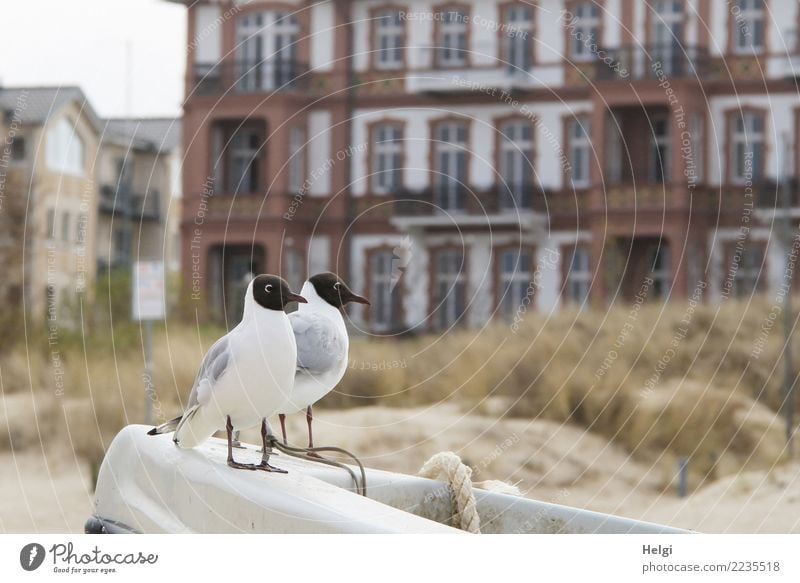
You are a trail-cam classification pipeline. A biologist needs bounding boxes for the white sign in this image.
[133,261,166,321]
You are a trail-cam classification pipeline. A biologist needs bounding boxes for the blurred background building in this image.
[0,85,181,323]
[173,0,800,333]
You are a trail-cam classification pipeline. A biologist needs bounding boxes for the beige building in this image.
[0,86,182,323]
[0,87,101,320]
[96,118,182,273]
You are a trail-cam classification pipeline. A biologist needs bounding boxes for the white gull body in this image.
[280,280,349,415]
[174,280,297,448]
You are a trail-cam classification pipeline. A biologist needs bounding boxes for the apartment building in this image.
[96,118,182,273]
[0,86,101,319]
[0,86,182,322]
[174,0,800,331]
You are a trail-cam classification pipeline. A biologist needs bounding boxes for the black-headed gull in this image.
[148,274,306,472]
[277,272,369,450]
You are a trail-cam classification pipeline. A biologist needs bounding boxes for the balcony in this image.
[191,59,309,96]
[391,183,545,229]
[100,185,160,221]
[595,45,709,82]
[755,178,800,210]
[405,47,560,94]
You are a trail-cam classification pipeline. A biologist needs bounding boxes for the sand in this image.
[2,402,800,533]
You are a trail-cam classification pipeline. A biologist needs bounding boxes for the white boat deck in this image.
[90,425,690,534]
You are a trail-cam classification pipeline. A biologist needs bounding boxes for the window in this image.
[437,8,468,67]
[284,248,304,293]
[288,126,305,194]
[565,246,591,303]
[433,121,468,211]
[568,117,592,188]
[46,209,55,239]
[433,249,466,329]
[236,11,300,91]
[733,244,765,297]
[46,118,85,175]
[570,2,601,62]
[499,120,534,209]
[76,212,86,243]
[374,10,404,69]
[503,5,533,72]
[60,212,70,243]
[212,122,265,194]
[689,112,704,183]
[733,0,765,54]
[498,249,532,319]
[648,245,671,299]
[651,0,684,75]
[11,137,25,162]
[731,111,765,183]
[370,249,402,332]
[372,124,403,194]
[650,114,670,183]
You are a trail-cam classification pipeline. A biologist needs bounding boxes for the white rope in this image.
[418,452,481,534]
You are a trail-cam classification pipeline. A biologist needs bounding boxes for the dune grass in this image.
[0,296,796,480]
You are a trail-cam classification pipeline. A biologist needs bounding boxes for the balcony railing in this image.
[394,183,544,217]
[192,59,309,96]
[100,185,160,221]
[755,178,800,209]
[595,44,710,81]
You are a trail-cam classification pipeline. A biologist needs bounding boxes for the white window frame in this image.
[649,245,671,300]
[650,113,671,183]
[236,11,299,91]
[438,9,468,67]
[734,245,764,297]
[731,111,765,184]
[375,10,404,70]
[499,120,534,209]
[689,112,704,183]
[370,250,397,332]
[434,122,468,211]
[373,124,403,194]
[571,2,601,62]
[284,248,304,293]
[504,5,533,72]
[499,249,532,319]
[566,247,591,303]
[434,249,466,329]
[228,126,262,194]
[569,117,592,188]
[288,126,305,194]
[733,0,765,55]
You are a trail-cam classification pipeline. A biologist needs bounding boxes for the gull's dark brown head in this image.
[252,274,307,310]
[309,272,370,309]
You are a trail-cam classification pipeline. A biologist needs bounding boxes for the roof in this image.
[0,85,102,129]
[0,86,181,154]
[101,118,182,154]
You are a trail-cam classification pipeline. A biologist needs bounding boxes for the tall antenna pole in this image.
[125,39,133,116]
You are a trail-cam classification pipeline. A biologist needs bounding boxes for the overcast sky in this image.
[1,0,187,118]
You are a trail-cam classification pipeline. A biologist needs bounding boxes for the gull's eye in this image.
[333,282,341,290]
[265,284,273,293]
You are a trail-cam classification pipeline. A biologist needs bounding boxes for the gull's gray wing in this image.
[290,310,344,375]
[186,335,231,407]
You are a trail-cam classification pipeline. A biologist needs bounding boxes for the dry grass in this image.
[338,298,796,476]
[0,297,795,483]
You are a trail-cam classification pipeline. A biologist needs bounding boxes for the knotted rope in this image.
[418,451,481,534]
